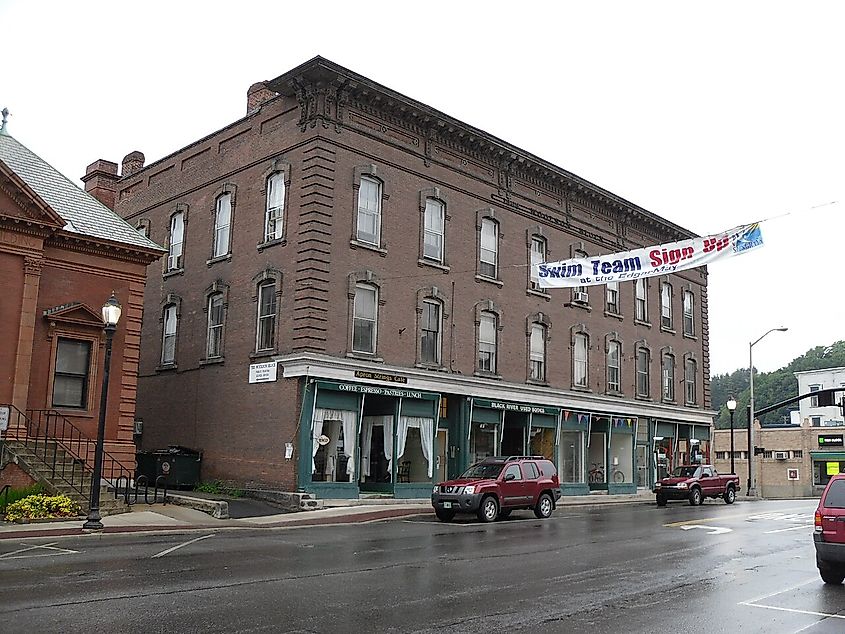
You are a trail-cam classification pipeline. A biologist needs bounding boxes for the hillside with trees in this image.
[711,340,845,429]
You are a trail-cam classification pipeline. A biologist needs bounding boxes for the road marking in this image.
[151,534,214,559]
[663,505,815,528]
[739,578,816,605]
[763,524,813,534]
[741,602,845,620]
[0,542,79,560]
[680,524,732,535]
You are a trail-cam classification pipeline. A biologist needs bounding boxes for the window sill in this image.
[346,352,384,363]
[156,363,178,372]
[417,258,450,273]
[568,301,592,312]
[526,378,549,387]
[257,238,286,252]
[249,350,277,360]
[635,394,653,402]
[571,385,591,393]
[604,310,623,321]
[206,254,232,267]
[349,239,388,257]
[163,268,184,279]
[683,333,698,341]
[661,398,676,405]
[474,274,503,288]
[474,370,502,380]
[634,319,651,328]
[415,362,446,371]
[684,401,699,408]
[605,390,624,398]
[51,408,95,419]
[199,357,225,366]
[660,326,676,335]
[526,288,551,301]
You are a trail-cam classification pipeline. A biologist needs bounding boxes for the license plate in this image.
[442,502,452,509]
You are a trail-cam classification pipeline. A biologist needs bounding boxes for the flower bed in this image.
[4,494,81,522]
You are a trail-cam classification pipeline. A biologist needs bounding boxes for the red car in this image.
[654,464,740,506]
[814,473,845,584]
[431,456,562,522]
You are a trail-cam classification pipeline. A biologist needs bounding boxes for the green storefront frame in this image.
[560,411,590,496]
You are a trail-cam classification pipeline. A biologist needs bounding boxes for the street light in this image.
[747,327,788,497]
[83,292,121,530]
[726,396,737,475]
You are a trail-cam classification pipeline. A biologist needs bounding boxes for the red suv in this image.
[431,456,562,522]
[814,473,845,584]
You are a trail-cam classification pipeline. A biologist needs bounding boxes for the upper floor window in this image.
[353,283,378,354]
[423,199,445,263]
[213,193,232,258]
[529,236,546,290]
[635,278,648,322]
[685,357,697,404]
[256,281,277,352]
[167,211,184,271]
[607,340,621,393]
[662,353,675,401]
[606,281,620,314]
[573,332,588,388]
[420,299,442,365]
[636,347,650,398]
[660,282,673,330]
[479,218,498,278]
[573,249,589,305]
[52,338,91,409]
[161,304,178,365]
[265,173,285,242]
[683,290,695,336]
[810,384,821,407]
[478,311,498,373]
[356,176,382,246]
[529,323,546,382]
[206,293,225,358]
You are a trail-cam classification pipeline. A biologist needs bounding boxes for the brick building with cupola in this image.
[97,57,714,499]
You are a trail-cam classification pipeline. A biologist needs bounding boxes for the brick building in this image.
[104,57,713,499]
[0,118,163,487]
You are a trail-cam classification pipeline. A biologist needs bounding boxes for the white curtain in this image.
[313,408,357,477]
[382,416,394,472]
[341,412,357,478]
[398,416,435,478]
[311,418,323,475]
[360,417,374,477]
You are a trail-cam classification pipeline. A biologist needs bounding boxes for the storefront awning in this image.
[810,451,845,460]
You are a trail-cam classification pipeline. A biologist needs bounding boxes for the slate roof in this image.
[0,131,163,252]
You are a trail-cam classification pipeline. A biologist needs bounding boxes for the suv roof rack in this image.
[504,455,545,461]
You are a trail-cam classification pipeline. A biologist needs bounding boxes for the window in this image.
[213,193,232,258]
[661,282,673,329]
[479,218,498,278]
[793,450,804,458]
[529,323,546,382]
[353,284,378,354]
[529,236,546,290]
[606,281,619,314]
[607,340,621,393]
[812,416,822,427]
[637,348,650,397]
[167,211,184,270]
[683,290,695,336]
[810,384,821,407]
[265,173,285,242]
[715,451,727,460]
[478,311,497,372]
[423,199,445,262]
[256,281,277,352]
[356,176,382,246]
[420,300,441,364]
[573,249,588,304]
[206,293,225,358]
[662,354,675,401]
[762,450,773,459]
[503,464,523,481]
[573,333,588,388]
[635,278,648,322]
[685,358,697,404]
[161,304,178,365]
[52,338,91,409]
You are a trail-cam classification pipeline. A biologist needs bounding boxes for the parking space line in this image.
[151,534,214,559]
[738,578,816,605]
[664,505,815,528]
[0,542,78,560]
[741,602,845,620]
[763,524,813,534]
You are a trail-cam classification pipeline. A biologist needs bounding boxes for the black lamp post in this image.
[83,292,121,531]
[727,396,737,475]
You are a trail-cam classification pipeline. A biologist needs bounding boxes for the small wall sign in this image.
[249,361,278,384]
[787,468,799,481]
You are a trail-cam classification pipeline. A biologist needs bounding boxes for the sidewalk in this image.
[0,489,688,540]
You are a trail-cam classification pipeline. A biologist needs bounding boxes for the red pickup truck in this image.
[654,464,740,506]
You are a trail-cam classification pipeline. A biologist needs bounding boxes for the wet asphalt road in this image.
[0,499,842,633]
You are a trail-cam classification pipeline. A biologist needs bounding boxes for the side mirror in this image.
[504,473,516,481]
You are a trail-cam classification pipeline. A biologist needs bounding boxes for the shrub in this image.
[4,494,81,522]
[2,482,44,509]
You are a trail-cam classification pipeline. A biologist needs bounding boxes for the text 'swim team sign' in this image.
[535,223,763,288]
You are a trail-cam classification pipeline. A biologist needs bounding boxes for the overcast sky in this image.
[2,1,842,379]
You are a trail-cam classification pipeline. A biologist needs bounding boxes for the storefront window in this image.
[654,437,673,480]
[529,426,555,461]
[609,434,633,484]
[814,460,845,486]
[397,416,435,483]
[560,431,583,483]
[470,422,497,464]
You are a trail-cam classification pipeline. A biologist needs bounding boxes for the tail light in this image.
[815,510,823,533]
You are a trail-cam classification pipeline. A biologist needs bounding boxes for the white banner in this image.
[535,222,763,288]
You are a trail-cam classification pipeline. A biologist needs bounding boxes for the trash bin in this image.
[136,446,202,489]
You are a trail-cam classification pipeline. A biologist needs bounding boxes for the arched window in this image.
[356,176,382,246]
[167,211,184,271]
[265,173,285,242]
[213,193,232,257]
[661,282,673,330]
[353,283,378,353]
[529,323,547,382]
[161,304,178,365]
[636,346,650,398]
[683,290,695,336]
[206,293,225,358]
[684,357,697,404]
[573,332,589,388]
[256,280,278,352]
[423,198,445,263]
[420,299,442,365]
[607,340,621,393]
[635,278,648,322]
[478,311,498,372]
[529,236,546,290]
[662,352,675,401]
[479,218,498,278]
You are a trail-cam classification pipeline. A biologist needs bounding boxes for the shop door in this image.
[501,412,527,457]
[436,429,448,482]
[588,432,607,489]
[636,445,648,488]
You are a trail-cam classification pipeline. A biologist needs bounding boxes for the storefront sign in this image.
[473,399,559,415]
[248,361,278,383]
[354,370,407,384]
[818,434,844,447]
[535,222,763,288]
[337,383,423,398]
[827,462,841,476]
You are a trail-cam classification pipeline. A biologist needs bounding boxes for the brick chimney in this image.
[247,82,277,114]
[81,159,119,210]
[121,151,145,177]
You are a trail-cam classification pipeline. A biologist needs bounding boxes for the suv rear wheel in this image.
[534,493,554,519]
[477,495,499,523]
[819,566,845,585]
